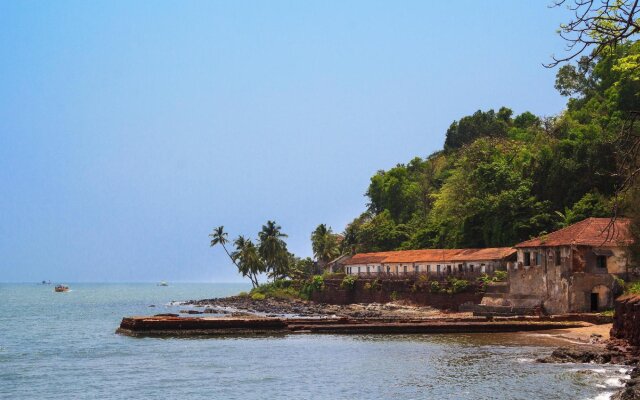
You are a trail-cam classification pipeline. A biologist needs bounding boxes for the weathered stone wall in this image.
[508,246,624,314]
[310,278,484,311]
[611,294,640,346]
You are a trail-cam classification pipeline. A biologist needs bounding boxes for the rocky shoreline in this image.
[178,295,462,319]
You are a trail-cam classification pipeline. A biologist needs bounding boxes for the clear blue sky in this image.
[0,1,574,282]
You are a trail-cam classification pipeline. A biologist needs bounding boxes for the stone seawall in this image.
[310,278,483,310]
[611,294,640,346]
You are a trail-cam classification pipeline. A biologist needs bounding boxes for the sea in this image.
[0,283,631,400]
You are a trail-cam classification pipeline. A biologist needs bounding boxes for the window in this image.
[427,265,431,273]
[597,256,607,269]
[386,266,391,273]
[446,265,452,274]
[366,266,370,274]
[458,264,463,272]
[555,249,561,266]
[437,265,441,274]
[523,252,531,266]
[470,265,474,273]
[414,265,419,273]
[535,252,542,266]
[403,265,408,273]
[357,267,360,274]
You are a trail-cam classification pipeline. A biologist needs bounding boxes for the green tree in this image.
[311,224,340,267]
[209,226,242,270]
[258,220,289,281]
[231,235,263,288]
[444,109,511,150]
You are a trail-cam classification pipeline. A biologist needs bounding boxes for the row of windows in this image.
[346,263,488,275]
[521,249,607,269]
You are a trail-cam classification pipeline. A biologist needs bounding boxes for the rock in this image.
[612,379,640,400]
[148,305,155,307]
[154,313,178,317]
[179,310,203,315]
[537,347,618,364]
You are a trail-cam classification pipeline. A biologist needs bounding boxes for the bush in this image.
[599,309,615,317]
[250,280,303,300]
[300,275,325,300]
[626,281,640,295]
[493,270,508,282]
[310,275,325,291]
[251,292,266,301]
[390,291,399,301]
[340,275,358,290]
[446,277,469,294]
[429,281,442,293]
[237,291,249,297]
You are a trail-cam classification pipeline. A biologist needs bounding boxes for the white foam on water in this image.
[589,392,614,400]
[516,358,535,363]
[604,378,625,388]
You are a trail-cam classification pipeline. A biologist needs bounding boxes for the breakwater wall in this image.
[116,315,590,338]
[310,278,484,310]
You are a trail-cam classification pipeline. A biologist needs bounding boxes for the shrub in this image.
[626,281,640,295]
[390,291,399,301]
[340,275,358,290]
[364,282,372,290]
[599,309,615,317]
[429,281,442,293]
[478,274,492,285]
[446,277,469,294]
[310,275,325,291]
[251,292,266,301]
[237,291,249,297]
[493,270,508,282]
[250,280,303,300]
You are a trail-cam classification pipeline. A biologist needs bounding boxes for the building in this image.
[506,217,634,314]
[340,248,516,278]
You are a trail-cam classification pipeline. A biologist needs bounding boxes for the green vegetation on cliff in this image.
[340,41,640,253]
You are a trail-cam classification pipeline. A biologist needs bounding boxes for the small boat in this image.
[157,281,168,287]
[54,285,70,292]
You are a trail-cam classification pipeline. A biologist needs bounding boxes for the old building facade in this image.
[507,218,633,314]
[340,248,516,278]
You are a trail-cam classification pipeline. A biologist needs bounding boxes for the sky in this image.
[0,1,576,283]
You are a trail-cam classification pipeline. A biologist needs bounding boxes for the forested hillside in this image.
[340,41,640,254]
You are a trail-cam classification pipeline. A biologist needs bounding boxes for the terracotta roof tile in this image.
[344,247,515,265]
[514,217,633,248]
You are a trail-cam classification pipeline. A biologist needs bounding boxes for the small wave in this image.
[587,392,614,400]
[516,357,535,363]
[604,378,625,388]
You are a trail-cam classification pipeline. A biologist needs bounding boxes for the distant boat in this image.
[54,285,70,292]
[41,280,51,285]
[157,281,168,287]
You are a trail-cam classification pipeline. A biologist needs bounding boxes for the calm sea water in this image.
[0,283,630,399]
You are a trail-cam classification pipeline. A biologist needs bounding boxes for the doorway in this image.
[590,293,598,312]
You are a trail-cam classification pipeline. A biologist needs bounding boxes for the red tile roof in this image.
[514,217,633,248]
[344,247,515,265]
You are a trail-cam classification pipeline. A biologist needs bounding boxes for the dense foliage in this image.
[340,41,640,253]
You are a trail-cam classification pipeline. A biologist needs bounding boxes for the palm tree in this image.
[209,226,241,270]
[258,220,289,281]
[311,224,340,269]
[231,235,263,288]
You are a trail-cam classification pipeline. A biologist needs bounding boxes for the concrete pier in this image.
[116,315,592,337]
